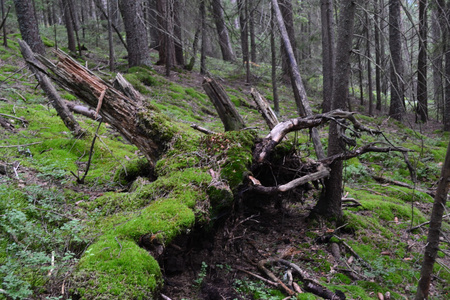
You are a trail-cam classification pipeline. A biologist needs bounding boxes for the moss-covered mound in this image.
[71,130,256,299]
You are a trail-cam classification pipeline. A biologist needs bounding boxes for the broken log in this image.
[19,40,85,137]
[202,77,245,131]
[250,88,278,130]
[33,48,176,167]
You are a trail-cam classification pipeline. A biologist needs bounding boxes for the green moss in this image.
[73,235,162,300]
[61,92,77,101]
[114,158,151,185]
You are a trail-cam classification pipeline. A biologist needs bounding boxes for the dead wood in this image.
[190,124,216,134]
[332,235,373,271]
[202,77,245,131]
[0,116,14,132]
[0,5,10,32]
[249,163,330,194]
[32,48,175,167]
[407,214,450,232]
[19,40,85,137]
[250,88,278,130]
[257,259,295,296]
[372,175,435,198]
[64,101,101,120]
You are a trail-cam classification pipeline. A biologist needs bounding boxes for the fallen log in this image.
[250,88,278,130]
[32,48,177,167]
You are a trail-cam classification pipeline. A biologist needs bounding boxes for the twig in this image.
[71,119,103,184]
[0,66,26,85]
[12,161,20,179]
[257,259,295,296]
[407,214,450,232]
[0,113,28,125]
[236,267,279,286]
[160,294,172,300]
[0,142,42,148]
[332,235,373,271]
[115,236,123,258]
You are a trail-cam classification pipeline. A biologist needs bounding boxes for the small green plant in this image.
[193,261,208,288]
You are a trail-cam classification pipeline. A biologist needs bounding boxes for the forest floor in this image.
[1,39,450,300]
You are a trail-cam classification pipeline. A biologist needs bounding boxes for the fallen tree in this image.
[21,46,412,299]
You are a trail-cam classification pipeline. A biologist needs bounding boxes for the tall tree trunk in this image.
[415,136,450,299]
[249,1,256,62]
[200,0,206,75]
[107,0,115,71]
[388,0,405,120]
[431,8,443,121]
[148,0,159,49]
[314,0,359,220]
[374,0,382,111]
[238,0,250,84]
[119,0,152,68]
[211,0,235,61]
[416,0,428,123]
[272,0,325,160]
[1,0,7,47]
[156,0,176,69]
[366,11,373,115]
[279,0,297,77]
[271,5,279,115]
[440,0,450,130]
[321,0,335,113]
[173,0,184,66]
[61,0,76,53]
[13,0,45,54]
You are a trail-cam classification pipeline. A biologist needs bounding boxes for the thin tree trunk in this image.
[416,0,428,123]
[374,0,382,111]
[1,0,8,47]
[279,0,296,77]
[321,0,335,113]
[415,137,450,299]
[107,0,115,71]
[238,0,250,84]
[366,11,373,115]
[211,0,235,61]
[431,8,443,121]
[249,1,256,62]
[173,0,184,66]
[315,0,359,219]
[272,0,325,160]
[200,0,206,75]
[19,40,84,137]
[271,5,279,115]
[61,0,76,53]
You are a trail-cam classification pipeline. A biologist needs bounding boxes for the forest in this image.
[0,0,450,299]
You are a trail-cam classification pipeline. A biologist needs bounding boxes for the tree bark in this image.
[61,0,76,53]
[415,137,450,299]
[374,0,382,111]
[320,0,335,113]
[250,88,278,130]
[1,0,7,47]
[19,40,84,137]
[237,0,250,84]
[272,0,325,160]
[202,77,246,131]
[200,0,206,75]
[107,0,115,71]
[270,6,280,115]
[119,0,152,68]
[13,0,45,55]
[211,0,235,61]
[388,0,405,120]
[366,10,373,115]
[314,0,359,220]
[416,0,428,123]
[278,0,297,77]
[431,8,443,121]
[34,49,175,167]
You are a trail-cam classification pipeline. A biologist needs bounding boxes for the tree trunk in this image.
[431,8,443,121]
[1,0,8,47]
[270,5,279,115]
[107,0,115,71]
[366,11,373,115]
[320,0,335,113]
[279,0,297,77]
[156,0,176,69]
[416,0,428,123]
[250,88,278,130]
[211,0,235,61]
[237,0,250,84]
[374,0,382,111]
[415,137,450,299]
[200,0,206,75]
[314,0,359,220]
[173,0,184,66]
[19,40,84,137]
[272,0,325,160]
[442,0,450,130]
[119,0,152,68]
[388,0,405,120]
[202,77,246,131]
[13,0,45,54]
[61,0,76,53]
[249,1,256,62]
